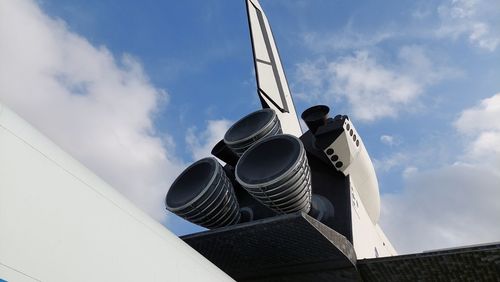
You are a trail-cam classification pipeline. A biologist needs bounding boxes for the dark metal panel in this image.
[181,211,500,281]
[182,213,360,281]
[358,243,500,281]
[300,130,354,242]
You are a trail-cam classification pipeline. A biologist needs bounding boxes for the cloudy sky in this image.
[1,0,499,254]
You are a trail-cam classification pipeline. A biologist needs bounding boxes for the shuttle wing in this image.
[180,212,500,281]
[246,0,302,137]
[0,102,233,282]
[358,243,500,281]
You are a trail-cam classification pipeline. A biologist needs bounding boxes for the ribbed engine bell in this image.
[235,134,312,214]
[224,109,282,156]
[165,157,240,229]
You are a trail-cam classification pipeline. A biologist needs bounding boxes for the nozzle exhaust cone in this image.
[224,109,282,156]
[235,134,312,214]
[166,157,240,229]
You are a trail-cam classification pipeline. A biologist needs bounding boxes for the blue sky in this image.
[1,0,499,253]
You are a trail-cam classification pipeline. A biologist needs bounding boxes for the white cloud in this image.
[186,119,232,161]
[373,152,408,173]
[294,46,455,122]
[412,4,433,20]
[455,93,500,133]
[455,93,500,162]
[0,0,184,222]
[382,164,500,254]
[437,0,500,51]
[381,93,500,254]
[402,166,418,178]
[303,29,396,52]
[303,0,500,52]
[380,135,396,146]
[295,51,419,121]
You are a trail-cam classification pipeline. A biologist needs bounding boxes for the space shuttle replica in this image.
[1,0,498,281]
[167,0,394,260]
[163,0,394,278]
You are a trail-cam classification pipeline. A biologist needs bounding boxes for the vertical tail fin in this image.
[246,0,302,137]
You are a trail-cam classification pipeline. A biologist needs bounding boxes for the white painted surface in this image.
[247,0,303,137]
[0,264,38,282]
[324,119,381,224]
[321,118,395,258]
[0,103,233,282]
[350,184,397,259]
[345,141,381,224]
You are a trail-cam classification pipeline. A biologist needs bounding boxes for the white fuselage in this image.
[0,103,233,282]
[350,183,397,258]
[320,119,397,258]
[247,0,396,259]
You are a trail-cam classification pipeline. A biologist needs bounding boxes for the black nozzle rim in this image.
[224,108,277,145]
[235,134,305,188]
[301,105,330,134]
[166,157,219,212]
[211,139,239,167]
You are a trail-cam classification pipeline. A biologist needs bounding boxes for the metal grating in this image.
[182,212,359,281]
[358,243,500,281]
[182,213,500,281]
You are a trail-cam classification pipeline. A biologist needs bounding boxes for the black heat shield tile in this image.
[181,212,361,281]
[357,242,500,281]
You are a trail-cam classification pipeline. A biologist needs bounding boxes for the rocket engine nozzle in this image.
[224,109,282,156]
[235,134,312,214]
[301,105,329,134]
[165,157,240,229]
